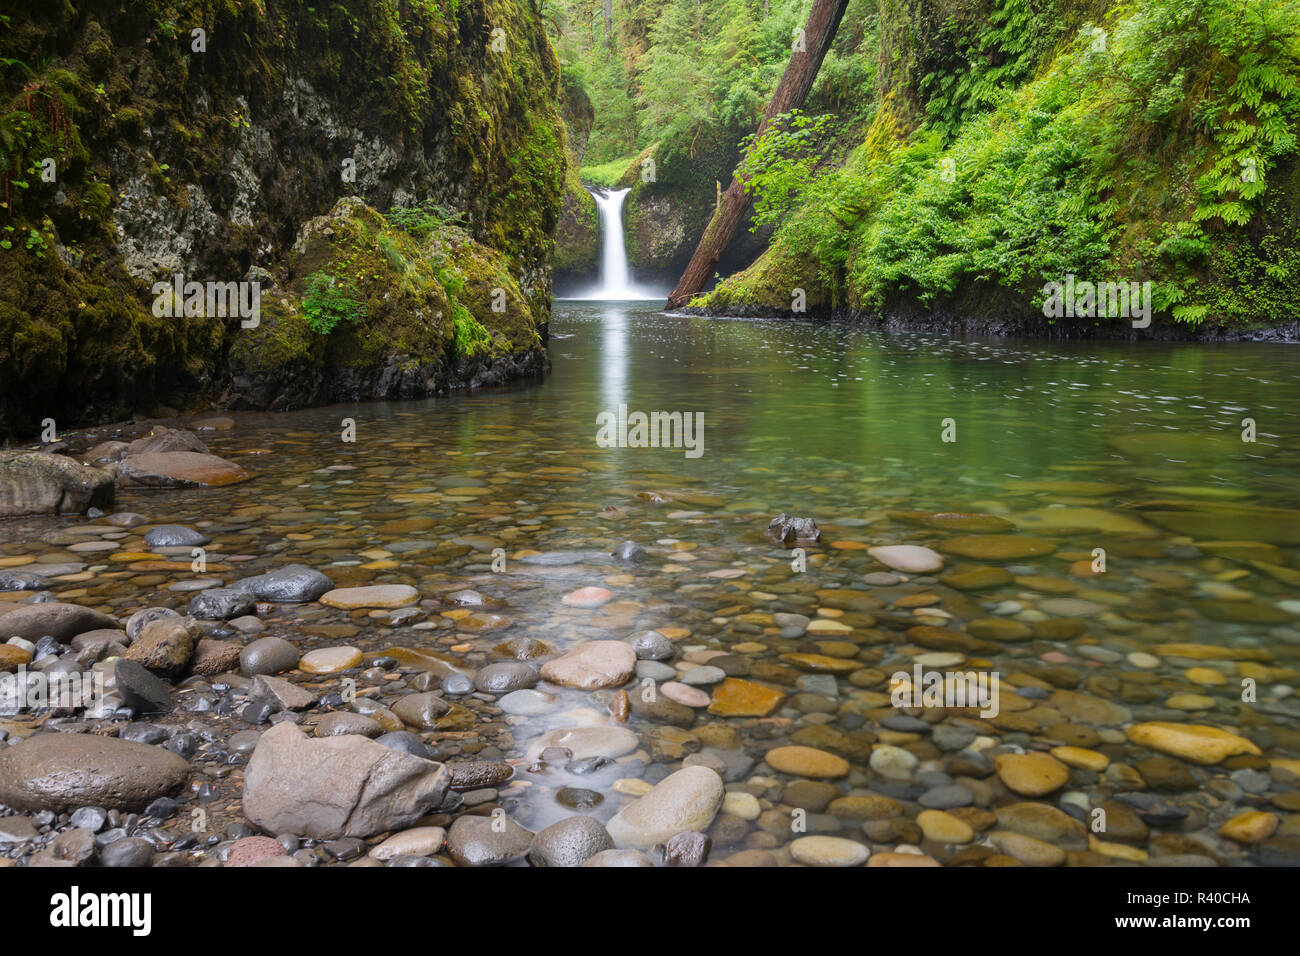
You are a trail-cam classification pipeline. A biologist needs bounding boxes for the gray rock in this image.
[144,525,211,548]
[125,607,180,641]
[528,816,614,867]
[239,637,300,677]
[0,732,190,812]
[447,761,514,791]
[636,660,677,682]
[497,689,557,716]
[626,630,674,661]
[375,731,436,760]
[0,815,38,843]
[918,784,974,809]
[0,451,114,517]
[126,427,210,457]
[99,836,155,867]
[612,541,646,563]
[241,722,449,839]
[187,588,255,620]
[473,661,539,693]
[115,660,172,714]
[0,602,118,642]
[445,814,534,866]
[313,712,382,738]
[234,565,334,603]
[248,674,317,712]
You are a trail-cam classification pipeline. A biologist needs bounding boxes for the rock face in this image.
[0,0,566,441]
[241,722,450,839]
[0,451,114,516]
[605,766,725,849]
[0,733,190,812]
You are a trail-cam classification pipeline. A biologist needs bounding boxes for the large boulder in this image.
[605,766,725,849]
[234,565,334,603]
[116,452,249,487]
[0,602,118,642]
[125,426,211,457]
[0,451,114,516]
[241,722,449,839]
[0,732,190,812]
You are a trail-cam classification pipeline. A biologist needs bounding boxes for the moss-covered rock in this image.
[0,0,565,440]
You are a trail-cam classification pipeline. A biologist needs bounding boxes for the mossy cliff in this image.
[0,0,566,440]
[696,0,1300,337]
[552,67,598,293]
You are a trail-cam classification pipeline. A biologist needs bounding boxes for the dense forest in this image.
[549,0,1300,329]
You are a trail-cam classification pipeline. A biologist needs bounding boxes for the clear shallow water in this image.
[5,301,1300,865]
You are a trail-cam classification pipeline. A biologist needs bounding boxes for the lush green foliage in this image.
[302,272,366,334]
[712,0,1300,326]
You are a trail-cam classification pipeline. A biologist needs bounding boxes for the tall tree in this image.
[665,0,850,308]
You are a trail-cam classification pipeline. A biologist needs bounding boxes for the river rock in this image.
[0,645,32,672]
[767,513,821,547]
[234,565,334,603]
[528,816,615,867]
[540,640,636,689]
[122,616,199,677]
[612,541,646,563]
[707,677,787,716]
[789,836,870,867]
[225,835,288,867]
[143,524,210,548]
[126,427,210,456]
[446,814,534,866]
[1125,722,1262,764]
[525,726,639,761]
[605,766,725,848]
[187,588,256,620]
[473,661,539,693]
[868,545,944,573]
[0,451,115,516]
[994,752,1071,796]
[313,713,383,738]
[370,826,446,860]
[239,636,300,676]
[117,452,249,487]
[114,659,172,714]
[765,745,850,779]
[319,585,419,609]
[0,602,118,642]
[248,674,317,712]
[0,732,189,812]
[561,586,614,609]
[188,638,242,676]
[498,689,558,715]
[299,646,363,674]
[241,722,449,839]
[626,629,674,661]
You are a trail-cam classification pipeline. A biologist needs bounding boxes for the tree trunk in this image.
[665,0,850,309]
[603,0,612,41]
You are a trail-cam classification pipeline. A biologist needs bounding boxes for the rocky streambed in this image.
[1,305,1299,869]
[0,424,1297,867]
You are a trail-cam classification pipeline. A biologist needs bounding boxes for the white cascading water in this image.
[573,187,659,300]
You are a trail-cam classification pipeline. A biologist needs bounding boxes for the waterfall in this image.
[571,187,659,300]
